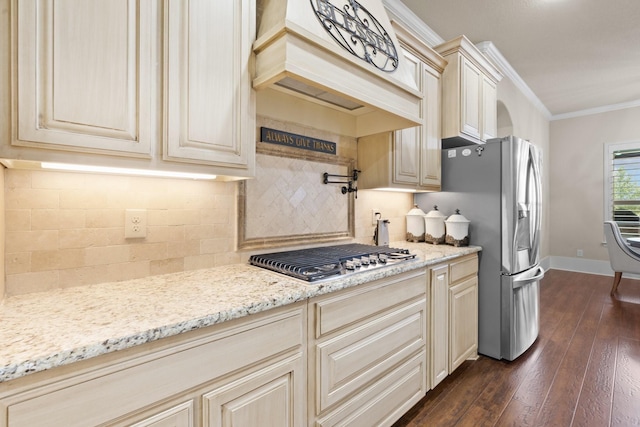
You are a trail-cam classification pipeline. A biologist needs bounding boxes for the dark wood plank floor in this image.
[393,269,640,427]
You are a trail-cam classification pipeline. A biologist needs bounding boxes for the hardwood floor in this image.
[393,269,640,427]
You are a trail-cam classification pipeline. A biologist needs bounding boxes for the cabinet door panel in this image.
[165,0,255,169]
[394,127,421,185]
[203,355,303,427]
[449,276,479,372]
[15,0,152,155]
[393,48,421,186]
[420,68,441,188]
[460,59,481,140]
[430,264,449,388]
[130,401,194,427]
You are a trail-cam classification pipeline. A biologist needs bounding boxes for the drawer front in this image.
[450,254,478,284]
[314,270,426,338]
[7,306,305,427]
[316,299,426,412]
[316,351,426,427]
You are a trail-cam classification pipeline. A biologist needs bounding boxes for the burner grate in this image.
[249,243,415,282]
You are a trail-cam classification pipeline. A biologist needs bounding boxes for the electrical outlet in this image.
[577,249,583,257]
[372,209,381,225]
[125,209,147,239]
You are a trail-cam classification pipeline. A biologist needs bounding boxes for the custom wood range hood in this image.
[253,0,423,137]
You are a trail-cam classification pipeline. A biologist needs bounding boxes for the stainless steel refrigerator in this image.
[415,136,544,361]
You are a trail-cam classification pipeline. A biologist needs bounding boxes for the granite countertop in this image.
[0,242,480,383]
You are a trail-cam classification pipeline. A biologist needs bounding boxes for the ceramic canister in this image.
[424,206,446,244]
[445,209,470,247]
[406,205,426,242]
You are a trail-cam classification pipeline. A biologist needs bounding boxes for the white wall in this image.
[549,107,640,261]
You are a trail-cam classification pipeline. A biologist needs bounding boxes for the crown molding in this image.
[550,99,640,121]
[382,0,444,47]
[383,2,640,122]
[476,41,552,120]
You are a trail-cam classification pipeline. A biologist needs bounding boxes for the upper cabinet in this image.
[435,36,502,147]
[14,1,153,156]
[164,0,255,170]
[10,0,255,179]
[357,23,447,192]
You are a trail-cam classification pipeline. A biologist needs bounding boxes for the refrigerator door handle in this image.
[511,266,545,289]
[530,146,542,263]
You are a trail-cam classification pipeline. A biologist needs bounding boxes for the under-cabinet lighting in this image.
[40,162,218,180]
[371,188,423,193]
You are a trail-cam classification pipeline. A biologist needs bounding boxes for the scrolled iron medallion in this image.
[310,0,398,72]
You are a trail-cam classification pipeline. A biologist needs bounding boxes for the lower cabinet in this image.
[428,253,479,389]
[308,269,428,427]
[0,256,478,426]
[0,304,306,427]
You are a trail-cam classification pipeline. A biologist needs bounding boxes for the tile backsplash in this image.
[2,167,412,296]
[2,121,414,296]
[3,169,238,296]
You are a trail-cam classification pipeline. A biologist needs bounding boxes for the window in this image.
[604,141,640,237]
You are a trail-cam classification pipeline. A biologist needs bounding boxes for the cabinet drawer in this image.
[450,255,478,283]
[6,306,305,427]
[316,351,426,427]
[315,298,426,412]
[313,270,426,338]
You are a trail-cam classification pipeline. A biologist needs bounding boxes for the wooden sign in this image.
[260,127,336,155]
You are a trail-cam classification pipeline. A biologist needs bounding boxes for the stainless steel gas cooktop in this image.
[248,243,416,282]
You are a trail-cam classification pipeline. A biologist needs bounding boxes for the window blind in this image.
[610,147,640,237]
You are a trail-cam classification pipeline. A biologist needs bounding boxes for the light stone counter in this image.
[0,243,480,383]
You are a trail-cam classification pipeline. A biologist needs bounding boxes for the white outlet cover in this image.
[125,209,147,239]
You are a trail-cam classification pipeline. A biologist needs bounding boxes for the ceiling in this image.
[399,0,640,119]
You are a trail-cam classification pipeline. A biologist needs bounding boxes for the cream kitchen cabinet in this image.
[13,0,154,157]
[163,0,255,173]
[0,304,305,427]
[9,0,255,179]
[357,23,447,192]
[307,269,428,427]
[435,36,502,146]
[429,263,449,389]
[428,253,478,389]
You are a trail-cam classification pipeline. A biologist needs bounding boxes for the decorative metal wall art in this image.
[310,0,398,72]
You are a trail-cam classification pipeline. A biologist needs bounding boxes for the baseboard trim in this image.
[544,255,640,280]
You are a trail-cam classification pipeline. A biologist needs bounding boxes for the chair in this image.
[603,221,640,294]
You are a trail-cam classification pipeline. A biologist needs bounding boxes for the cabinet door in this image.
[460,58,482,140]
[202,355,304,427]
[482,76,498,141]
[394,49,421,186]
[449,276,479,372]
[393,127,421,186]
[420,67,441,189]
[130,401,194,427]
[430,264,449,388]
[164,0,255,172]
[15,0,153,156]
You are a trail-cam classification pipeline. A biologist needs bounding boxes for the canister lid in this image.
[407,204,426,216]
[425,205,446,218]
[445,209,470,223]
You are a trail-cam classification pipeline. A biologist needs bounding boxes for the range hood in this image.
[253,0,423,137]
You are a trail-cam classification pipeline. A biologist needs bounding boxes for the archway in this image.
[497,100,513,137]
